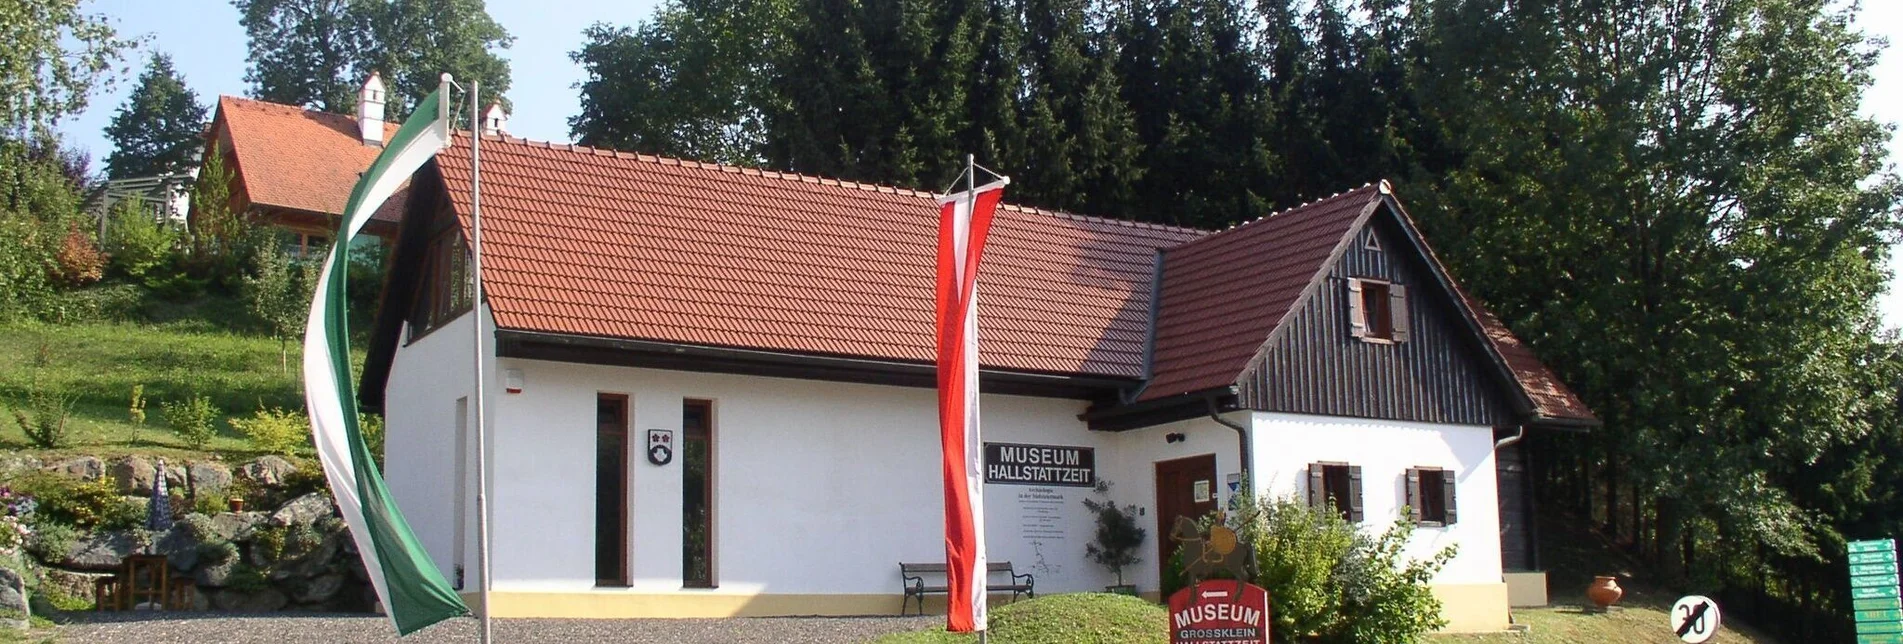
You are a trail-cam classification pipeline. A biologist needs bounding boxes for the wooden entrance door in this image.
[1154,454,1218,582]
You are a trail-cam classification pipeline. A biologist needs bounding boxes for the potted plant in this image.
[1083,492,1146,596]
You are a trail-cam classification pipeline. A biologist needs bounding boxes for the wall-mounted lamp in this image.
[1165,432,1186,444]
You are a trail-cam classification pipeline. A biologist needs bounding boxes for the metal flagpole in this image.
[469,80,495,644]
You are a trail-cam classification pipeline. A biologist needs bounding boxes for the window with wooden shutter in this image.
[1389,284,1410,343]
[1347,278,1367,338]
[1310,462,1362,523]
[1408,467,1455,526]
[1351,278,1403,343]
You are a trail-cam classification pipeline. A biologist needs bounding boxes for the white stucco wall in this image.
[382,309,491,590]
[381,313,1506,602]
[1250,411,1504,584]
[408,350,1159,597]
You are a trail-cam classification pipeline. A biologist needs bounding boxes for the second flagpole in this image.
[468,79,495,644]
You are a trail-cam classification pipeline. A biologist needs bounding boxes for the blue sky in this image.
[57,0,1903,328]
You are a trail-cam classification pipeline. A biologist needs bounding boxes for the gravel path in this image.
[49,613,942,643]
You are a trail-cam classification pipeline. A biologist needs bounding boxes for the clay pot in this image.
[228,497,245,512]
[1586,576,1623,608]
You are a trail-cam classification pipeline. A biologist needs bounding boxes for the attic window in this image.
[1348,278,1410,343]
[1364,231,1381,251]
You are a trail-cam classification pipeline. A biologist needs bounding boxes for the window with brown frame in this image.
[1307,462,1363,522]
[1347,278,1410,343]
[1405,467,1458,526]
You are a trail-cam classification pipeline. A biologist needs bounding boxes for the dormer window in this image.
[1348,278,1410,343]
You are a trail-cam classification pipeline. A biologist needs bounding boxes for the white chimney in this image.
[357,72,386,147]
[482,103,509,136]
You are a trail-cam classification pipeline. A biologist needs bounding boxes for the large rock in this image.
[159,460,187,491]
[60,531,139,571]
[212,588,287,613]
[292,573,345,604]
[155,521,204,571]
[194,559,239,588]
[188,462,233,495]
[237,456,297,487]
[271,492,335,527]
[109,456,156,495]
[207,512,266,542]
[0,567,27,628]
[43,456,102,481]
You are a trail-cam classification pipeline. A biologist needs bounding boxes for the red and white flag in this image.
[935,177,1007,633]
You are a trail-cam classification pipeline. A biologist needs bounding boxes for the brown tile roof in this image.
[432,134,1203,378]
[1140,185,1384,400]
[1140,182,1596,424]
[214,96,403,222]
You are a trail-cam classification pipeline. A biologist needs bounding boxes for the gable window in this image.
[407,228,472,340]
[1347,278,1410,343]
[1405,467,1458,526]
[1307,462,1363,522]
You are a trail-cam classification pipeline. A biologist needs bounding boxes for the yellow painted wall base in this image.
[461,591,1035,619]
[1430,583,1511,633]
[1503,571,1548,607]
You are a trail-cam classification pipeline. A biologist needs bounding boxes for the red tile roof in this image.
[433,134,1203,378]
[414,133,1590,424]
[213,96,403,222]
[1140,185,1384,400]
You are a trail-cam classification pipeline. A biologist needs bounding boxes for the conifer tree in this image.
[104,53,209,179]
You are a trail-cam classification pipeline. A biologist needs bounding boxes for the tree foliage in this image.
[235,0,512,117]
[0,0,134,131]
[105,53,209,179]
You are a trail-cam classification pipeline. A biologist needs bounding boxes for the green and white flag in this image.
[303,86,468,635]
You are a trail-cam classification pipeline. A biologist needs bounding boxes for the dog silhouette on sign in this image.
[1170,512,1247,584]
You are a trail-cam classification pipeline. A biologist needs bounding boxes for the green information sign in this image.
[1862,621,1903,635]
[1854,539,1898,554]
[1859,598,1903,612]
[1855,573,1901,589]
[1856,585,1903,600]
[1856,551,1901,566]
[1861,632,1903,644]
[1856,563,1899,578]
[1860,609,1903,623]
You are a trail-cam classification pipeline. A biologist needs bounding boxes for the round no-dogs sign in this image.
[1167,581,1272,644]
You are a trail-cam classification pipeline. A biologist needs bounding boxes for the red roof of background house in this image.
[1141,185,1384,401]
[213,96,404,222]
[433,134,1203,378]
[422,134,1593,423]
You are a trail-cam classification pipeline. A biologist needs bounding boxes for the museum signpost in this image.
[1168,581,1271,644]
[1852,538,1903,644]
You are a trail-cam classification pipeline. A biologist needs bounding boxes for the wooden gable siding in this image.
[1236,212,1516,426]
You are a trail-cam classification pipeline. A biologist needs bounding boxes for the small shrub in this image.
[1239,494,1455,643]
[129,384,146,426]
[161,394,219,449]
[231,406,309,457]
[104,197,182,280]
[1082,496,1146,587]
[12,474,142,531]
[192,490,228,516]
[278,461,329,502]
[225,564,269,592]
[143,272,207,300]
[24,520,77,561]
[10,374,76,448]
[253,524,287,562]
[51,226,105,287]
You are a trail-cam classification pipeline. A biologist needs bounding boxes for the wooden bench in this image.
[898,562,1034,615]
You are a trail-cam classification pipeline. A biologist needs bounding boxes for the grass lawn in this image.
[873,594,1166,644]
[1440,599,1773,643]
[0,293,357,462]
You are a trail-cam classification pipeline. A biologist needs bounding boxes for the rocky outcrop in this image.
[60,531,140,571]
[0,455,41,479]
[0,567,27,628]
[236,456,296,487]
[43,456,102,481]
[188,462,233,495]
[109,456,156,495]
[270,493,335,527]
